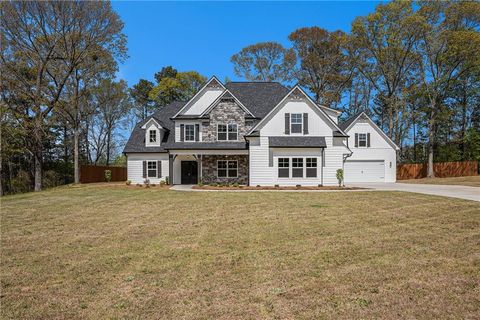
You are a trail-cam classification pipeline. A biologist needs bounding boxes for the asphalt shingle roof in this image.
[225,82,290,119]
[269,136,327,148]
[338,111,364,131]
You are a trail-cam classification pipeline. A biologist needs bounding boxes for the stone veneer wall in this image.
[201,155,248,185]
[201,99,254,142]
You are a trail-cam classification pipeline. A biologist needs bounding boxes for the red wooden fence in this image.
[397,161,478,180]
[80,165,127,183]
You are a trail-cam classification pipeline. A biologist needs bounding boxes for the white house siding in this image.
[323,137,350,186]
[260,100,335,137]
[174,121,203,142]
[345,119,397,183]
[248,136,348,186]
[126,153,169,184]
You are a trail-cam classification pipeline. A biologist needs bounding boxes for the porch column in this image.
[197,154,202,182]
[169,154,174,185]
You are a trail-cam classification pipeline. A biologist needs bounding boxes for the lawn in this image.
[400,175,480,187]
[1,184,479,319]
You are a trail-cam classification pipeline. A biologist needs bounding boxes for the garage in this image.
[344,160,385,183]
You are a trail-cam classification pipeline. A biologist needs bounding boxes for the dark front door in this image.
[181,161,198,184]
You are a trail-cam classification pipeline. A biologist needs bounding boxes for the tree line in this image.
[0,1,206,195]
[231,1,480,177]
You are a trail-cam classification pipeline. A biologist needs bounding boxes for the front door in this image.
[181,161,198,184]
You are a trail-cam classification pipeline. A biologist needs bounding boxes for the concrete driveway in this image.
[348,182,480,202]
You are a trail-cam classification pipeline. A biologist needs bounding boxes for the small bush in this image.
[126,180,132,185]
[336,169,344,187]
[136,184,142,187]
[296,184,301,188]
[256,185,261,188]
[165,176,169,185]
[209,183,217,187]
[104,170,112,182]
[233,182,239,188]
[150,184,156,187]
[317,184,322,187]
[160,180,166,186]
[274,184,279,188]
[143,178,150,188]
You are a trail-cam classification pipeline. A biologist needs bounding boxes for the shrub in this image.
[209,183,217,187]
[160,180,166,186]
[198,178,203,187]
[10,170,31,194]
[317,184,322,187]
[143,178,150,188]
[151,184,156,187]
[296,184,301,188]
[274,184,279,188]
[126,180,132,185]
[256,185,261,188]
[104,170,112,182]
[136,184,142,187]
[165,176,169,185]
[233,182,239,188]
[43,170,61,188]
[336,169,344,187]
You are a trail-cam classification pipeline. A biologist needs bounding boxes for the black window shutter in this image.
[367,133,371,147]
[157,161,162,178]
[142,161,146,178]
[355,133,358,147]
[303,113,308,134]
[195,124,199,141]
[180,124,184,142]
[285,113,290,135]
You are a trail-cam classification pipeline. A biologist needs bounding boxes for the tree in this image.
[89,79,130,165]
[415,0,480,177]
[289,27,352,108]
[231,42,296,82]
[149,71,206,107]
[129,79,155,121]
[350,1,424,145]
[1,1,126,190]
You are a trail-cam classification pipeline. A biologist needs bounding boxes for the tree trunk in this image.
[64,126,68,185]
[34,148,42,191]
[74,129,80,184]
[427,105,436,178]
[106,131,111,166]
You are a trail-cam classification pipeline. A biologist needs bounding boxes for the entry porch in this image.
[169,150,249,185]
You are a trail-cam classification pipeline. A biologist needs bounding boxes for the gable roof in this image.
[339,112,400,150]
[200,89,255,117]
[248,85,348,136]
[123,101,186,153]
[172,76,225,118]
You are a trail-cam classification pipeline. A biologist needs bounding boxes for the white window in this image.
[149,130,157,143]
[228,124,238,141]
[292,158,303,178]
[306,158,317,178]
[291,113,303,134]
[358,133,367,147]
[185,124,195,141]
[217,123,238,141]
[147,161,157,178]
[278,158,289,178]
[217,160,238,178]
[217,124,227,141]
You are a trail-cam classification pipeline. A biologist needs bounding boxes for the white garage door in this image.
[344,160,385,183]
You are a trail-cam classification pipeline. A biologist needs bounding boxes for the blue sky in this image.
[112,1,381,86]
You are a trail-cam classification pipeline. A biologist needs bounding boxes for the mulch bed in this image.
[192,185,363,191]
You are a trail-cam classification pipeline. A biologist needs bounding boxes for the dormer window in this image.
[185,124,195,141]
[149,130,157,143]
[291,113,303,134]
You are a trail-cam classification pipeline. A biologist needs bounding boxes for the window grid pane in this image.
[147,161,157,178]
[292,158,303,178]
[185,125,195,141]
[291,114,303,134]
[218,125,227,141]
[149,130,157,143]
[228,124,238,140]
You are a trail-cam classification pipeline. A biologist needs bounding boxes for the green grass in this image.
[1,184,479,319]
[400,175,480,187]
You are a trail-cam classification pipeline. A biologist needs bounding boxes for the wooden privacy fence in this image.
[80,165,127,183]
[397,161,478,180]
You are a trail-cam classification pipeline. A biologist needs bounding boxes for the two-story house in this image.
[123,77,398,186]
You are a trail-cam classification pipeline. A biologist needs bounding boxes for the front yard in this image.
[400,175,480,187]
[1,184,479,319]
